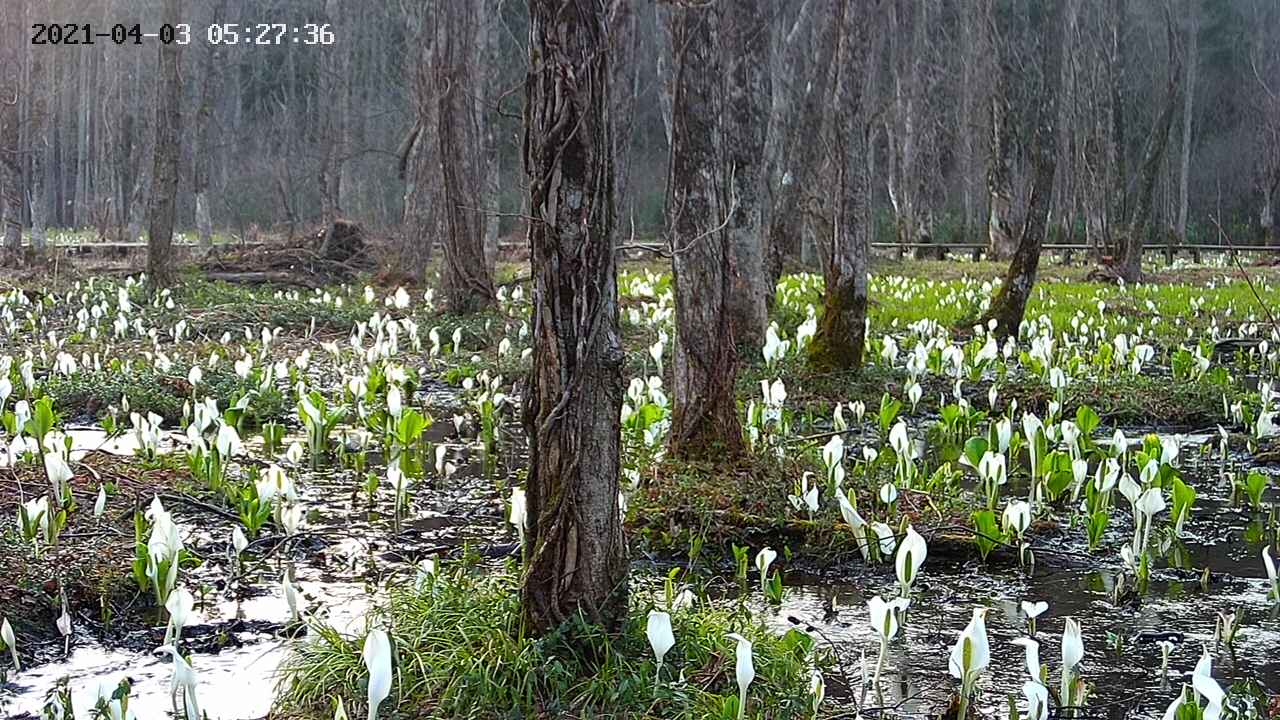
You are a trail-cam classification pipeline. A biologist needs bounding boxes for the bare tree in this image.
[764,0,836,294]
[666,2,743,458]
[984,0,1017,260]
[808,0,878,371]
[1175,0,1197,246]
[521,0,627,634]
[719,0,770,351]
[0,0,25,259]
[146,0,183,288]
[981,0,1067,337]
[1113,11,1181,282]
[194,0,227,248]
[435,0,496,313]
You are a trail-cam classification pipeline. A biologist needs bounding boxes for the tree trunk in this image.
[667,3,744,459]
[984,0,1017,262]
[764,0,834,301]
[521,0,627,635]
[436,1,496,314]
[194,0,226,248]
[477,0,501,267]
[1116,14,1181,283]
[146,0,183,288]
[1175,0,1197,245]
[0,1,22,258]
[983,0,1066,338]
[809,0,877,373]
[719,0,770,352]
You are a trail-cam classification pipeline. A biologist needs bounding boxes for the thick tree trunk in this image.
[809,0,876,373]
[436,1,496,314]
[667,3,744,459]
[146,0,183,288]
[720,0,770,352]
[983,0,1066,337]
[521,0,627,635]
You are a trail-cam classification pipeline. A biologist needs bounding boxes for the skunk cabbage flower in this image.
[362,629,392,720]
[1061,617,1084,706]
[726,633,755,720]
[645,610,675,689]
[895,526,927,596]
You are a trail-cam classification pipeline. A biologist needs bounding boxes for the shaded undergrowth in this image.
[276,562,826,720]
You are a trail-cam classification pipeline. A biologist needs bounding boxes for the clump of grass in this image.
[276,561,825,719]
[44,362,287,426]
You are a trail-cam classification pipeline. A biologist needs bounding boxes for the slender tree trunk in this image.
[147,0,183,288]
[667,3,744,459]
[400,3,438,279]
[436,1,496,314]
[984,0,1016,262]
[720,0,770,352]
[0,1,23,258]
[1117,14,1181,283]
[983,0,1066,338]
[809,0,877,373]
[611,1,641,231]
[521,0,627,635]
[1176,1,1197,245]
[194,0,226,247]
[765,0,835,294]
[478,0,501,266]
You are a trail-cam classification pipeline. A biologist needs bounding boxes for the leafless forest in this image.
[2,0,1278,275]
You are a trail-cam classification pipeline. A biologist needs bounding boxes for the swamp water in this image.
[3,425,1277,719]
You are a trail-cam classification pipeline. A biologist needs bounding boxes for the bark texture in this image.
[808,0,877,372]
[146,0,183,288]
[521,0,628,636]
[764,0,834,294]
[436,1,496,314]
[666,2,744,459]
[719,0,770,352]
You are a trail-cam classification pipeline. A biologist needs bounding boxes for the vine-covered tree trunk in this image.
[809,0,876,373]
[437,1,496,314]
[521,0,628,636]
[720,0,770,352]
[667,3,744,459]
[146,0,183,288]
[982,0,1066,337]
